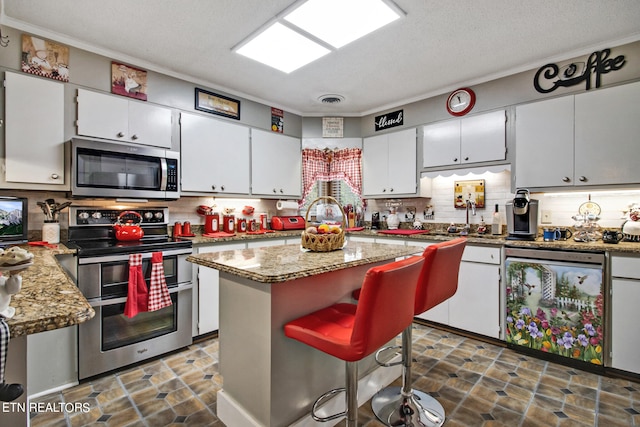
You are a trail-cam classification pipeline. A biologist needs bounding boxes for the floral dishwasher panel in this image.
[505,258,604,365]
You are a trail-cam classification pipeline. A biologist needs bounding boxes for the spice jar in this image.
[237,218,247,233]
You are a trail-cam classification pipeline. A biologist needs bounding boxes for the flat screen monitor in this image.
[0,197,28,246]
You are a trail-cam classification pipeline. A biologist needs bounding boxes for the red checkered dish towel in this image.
[124,253,149,318]
[148,252,172,311]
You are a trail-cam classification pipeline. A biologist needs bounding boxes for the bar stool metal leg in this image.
[371,327,445,427]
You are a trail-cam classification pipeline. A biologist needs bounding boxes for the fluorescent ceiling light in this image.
[235,22,330,73]
[284,0,403,48]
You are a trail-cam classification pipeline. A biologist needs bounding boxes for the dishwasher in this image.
[504,247,605,369]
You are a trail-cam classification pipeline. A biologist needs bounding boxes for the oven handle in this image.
[86,282,192,307]
[78,248,193,264]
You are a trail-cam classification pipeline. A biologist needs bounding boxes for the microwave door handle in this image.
[159,158,168,191]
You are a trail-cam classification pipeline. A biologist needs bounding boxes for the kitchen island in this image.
[188,241,419,427]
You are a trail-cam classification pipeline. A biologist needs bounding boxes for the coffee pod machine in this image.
[506,189,539,240]
[371,212,380,229]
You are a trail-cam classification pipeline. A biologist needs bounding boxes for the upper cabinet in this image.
[362,127,417,197]
[77,89,172,148]
[3,72,65,188]
[251,129,301,198]
[515,81,640,189]
[180,112,250,195]
[422,110,506,168]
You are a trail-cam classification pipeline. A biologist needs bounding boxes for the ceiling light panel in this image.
[284,0,403,48]
[235,22,330,73]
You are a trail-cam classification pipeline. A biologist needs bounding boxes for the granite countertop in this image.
[187,240,419,283]
[4,244,94,338]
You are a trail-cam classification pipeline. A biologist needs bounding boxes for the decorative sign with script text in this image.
[374,110,403,131]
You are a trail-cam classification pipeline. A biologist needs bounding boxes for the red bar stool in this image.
[371,237,466,427]
[284,256,425,427]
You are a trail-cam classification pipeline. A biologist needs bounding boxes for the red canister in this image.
[223,215,235,233]
[205,213,219,234]
[260,213,268,230]
[237,218,247,232]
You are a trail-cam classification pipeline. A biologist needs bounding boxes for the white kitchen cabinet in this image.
[251,129,301,197]
[77,89,172,148]
[180,112,250,195]
[515,81,640,188]
[515,96,574,188]
[418,245,501,339]
[362,127,417,197]
[422,110,505,168]
[610,254,640,374]
[4,71,65,187]
[195,243,246,336]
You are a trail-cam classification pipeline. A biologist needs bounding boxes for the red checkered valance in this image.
[301,148,362,206]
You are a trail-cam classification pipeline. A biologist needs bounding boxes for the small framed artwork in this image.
[111,62,147,101]
[454,179,485,209]
[195,88,240,120]
[21,34,70,82]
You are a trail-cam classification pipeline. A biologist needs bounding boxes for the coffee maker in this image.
[506,189,539,240]
[371,212,380,229]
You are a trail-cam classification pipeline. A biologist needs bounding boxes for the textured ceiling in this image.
[2,0,640,116]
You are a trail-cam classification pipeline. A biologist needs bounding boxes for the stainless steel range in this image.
[63,206,193,380]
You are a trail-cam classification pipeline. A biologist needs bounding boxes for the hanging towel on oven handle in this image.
[124,253,148,318]
[148,252,173,311]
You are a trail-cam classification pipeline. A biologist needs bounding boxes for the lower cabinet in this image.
[610,254,640,374]
[418,245,501,339]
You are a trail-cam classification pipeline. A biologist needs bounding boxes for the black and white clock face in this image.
[446,88,476,116]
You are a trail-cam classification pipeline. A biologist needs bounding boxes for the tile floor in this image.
[30,324,640,427]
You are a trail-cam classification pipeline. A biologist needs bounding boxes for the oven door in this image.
[78,284,192,380]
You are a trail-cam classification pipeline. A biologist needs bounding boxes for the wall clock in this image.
[446,88,476,116]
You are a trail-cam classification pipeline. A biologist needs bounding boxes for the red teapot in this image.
[114,211,144,241]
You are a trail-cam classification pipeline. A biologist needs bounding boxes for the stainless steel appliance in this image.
[70,138,180,200]
[62,206,192,379]
[504,247,606,370]
[506,189,539,240]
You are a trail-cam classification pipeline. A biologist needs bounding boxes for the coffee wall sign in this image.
[534,48,625,94]
[375,109,403,131]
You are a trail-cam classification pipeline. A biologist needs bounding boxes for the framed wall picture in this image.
[111,62,147,101]
[21,34,69,82]
[195,88,240,120]
[454,179,485,209]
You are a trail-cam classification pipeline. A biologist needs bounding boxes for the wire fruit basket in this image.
[301,196,345,252]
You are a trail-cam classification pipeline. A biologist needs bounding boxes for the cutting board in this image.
[377,229,430,235]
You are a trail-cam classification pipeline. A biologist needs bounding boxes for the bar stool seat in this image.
[284,256,425,427]
[371,237,467,427]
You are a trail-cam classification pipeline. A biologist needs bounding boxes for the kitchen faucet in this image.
[461,197,476,235]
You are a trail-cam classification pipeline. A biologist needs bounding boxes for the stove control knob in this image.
[92,212,102,219]
[78,212,90,220]
[144,212,154,220]
[154,212,164,220]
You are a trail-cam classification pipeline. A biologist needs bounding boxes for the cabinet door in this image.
[423,120,460,167]
[251,129,301,197]
[362,134,389,196]
[611,278,640,374]
[387,128,417,195]
[180,113,250,194]
[460,110,505,164]
[128,101,172,148]
[77,89,129,141]
[5,72,65,185]
[575,81,640,186]
[515,96,574,188]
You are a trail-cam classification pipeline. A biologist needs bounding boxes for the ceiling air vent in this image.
[318,94,345,104]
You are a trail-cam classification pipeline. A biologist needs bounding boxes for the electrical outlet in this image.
[541,210,552,224]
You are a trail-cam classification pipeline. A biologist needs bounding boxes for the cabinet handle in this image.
[382,188,387,192]
[280,188,284,193]
[578,176,587,182]
[453,158,458,162]
[464,157,469,161]
[221,185,225,191]
[562,177,571,183]
[390,188,394,192]
[273,188,277,193]
[211,185,216,190]
[51,173,59,180]
[117,132,125,138]
[131,134,138,140]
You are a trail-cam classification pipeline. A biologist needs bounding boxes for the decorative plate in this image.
[578,201,601,216]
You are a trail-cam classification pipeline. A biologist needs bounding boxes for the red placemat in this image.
[377,229,430,235]
[246,230,276,235]
[202,232,236,238]
[345,227,365,232]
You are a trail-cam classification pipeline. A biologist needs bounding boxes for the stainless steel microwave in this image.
[71,138,180,199]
